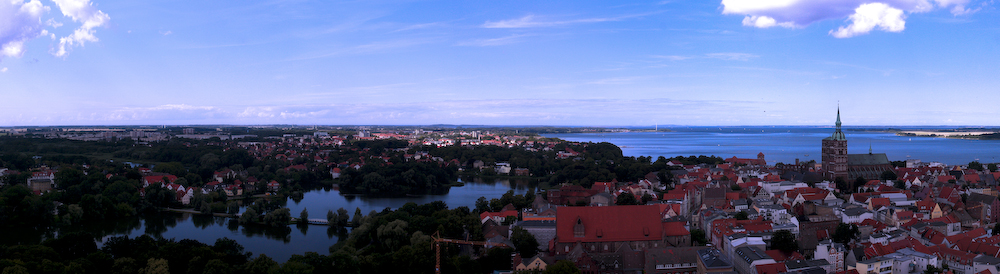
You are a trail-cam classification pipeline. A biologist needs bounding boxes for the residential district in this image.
[4,114,1000,274]
[489,111,1000,274]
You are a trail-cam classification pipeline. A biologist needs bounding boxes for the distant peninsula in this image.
[896,128,1000,140]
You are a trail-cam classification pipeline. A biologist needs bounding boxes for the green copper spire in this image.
[824,106,847,141]
[836,107,842,129]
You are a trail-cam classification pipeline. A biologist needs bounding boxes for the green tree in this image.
[832,223,860,245]
[615,193,639,206]
[691,229,707,246]
[227,201,240,215]
[299,208,309,223]
[2,265,29,274]
[771,230,798,254]
[110,258,138,274]
[544,260,581,274]
[376,220,409,250]
[993,223,1000,236]
[989,163,998,172]
[264,208,291,227]
[881,170,898,181]
[277,261,313,274]
[153,162,186,177]
[894,180,907,190]
[239,207,258,224]
[854,177,867,192]
[352,208,363,227]
[202,259,230,274]
[243,255,279,274]
[475,196,490,213]
[55,168,86,189]
[641,193,653,204]
[200,153,221,171]
[969,161,984,171]
[511,226,540,258]
[337,208,350,227]
[139,258,169,274]
[735,211,749,220]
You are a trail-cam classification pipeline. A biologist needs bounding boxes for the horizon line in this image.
[2,124,1000,128]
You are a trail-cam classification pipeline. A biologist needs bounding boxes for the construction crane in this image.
[432,231,509,274]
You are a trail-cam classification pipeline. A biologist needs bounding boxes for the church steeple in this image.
[836,106,842,130]
[822,105,849,181]
[826,106,847,141]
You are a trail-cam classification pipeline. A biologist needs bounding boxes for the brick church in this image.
[821,108,892,181]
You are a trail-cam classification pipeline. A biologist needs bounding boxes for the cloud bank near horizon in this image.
[1,99,993,127]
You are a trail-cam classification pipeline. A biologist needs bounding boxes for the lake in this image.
[543,127,1000,165]
[9,179,530,262]
[283,177,531,217]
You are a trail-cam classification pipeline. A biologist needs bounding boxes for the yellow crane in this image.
[432,231,509,274]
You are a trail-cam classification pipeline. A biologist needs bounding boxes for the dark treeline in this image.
[0,232,320,274]
[337,161,457,196]
[336,139,722,193]
[327,201,512,274]
[424,142,696,189]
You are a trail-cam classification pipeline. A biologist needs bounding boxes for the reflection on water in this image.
[282,178,533,220]
[8,179,529,262]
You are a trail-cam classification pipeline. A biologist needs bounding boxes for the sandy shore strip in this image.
[900,131,997,137]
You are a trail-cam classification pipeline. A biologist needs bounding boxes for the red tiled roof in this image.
[556,205,663,243]
[144,175,177,184]
[764,250,803,263]
[662,221,689,237]
[869,198,891,210]
[755,262,787,274]
[481,210,518,221]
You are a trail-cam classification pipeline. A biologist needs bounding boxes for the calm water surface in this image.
[544,127,1000,165]
[10,179,528,262]
[284,177,530,217]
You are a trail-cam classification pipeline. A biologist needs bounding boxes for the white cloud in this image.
[45,18,62,28]
[0,0,48,61]
[148,104,216,111]
[587,77,643,85]
[457,34,530,47]
[160,30,172,36]
[51,0,110,57]
[652,55,695,61]
[238,107,277,118]
[720,0,980,37]
[830,3,906,38]
[482,13,648,29]
[706,52,759,61]
[1,67,7,72]
[391,22,445,32]
[741,15,795,28]
[650,53,758,63]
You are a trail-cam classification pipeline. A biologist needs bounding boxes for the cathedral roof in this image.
[848,153,890,166]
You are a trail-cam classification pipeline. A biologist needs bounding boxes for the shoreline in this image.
[896,131,998,140]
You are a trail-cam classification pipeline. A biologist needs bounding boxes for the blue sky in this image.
[1,0,998,126]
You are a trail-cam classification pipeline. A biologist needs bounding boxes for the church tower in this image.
[822,108,848,180]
